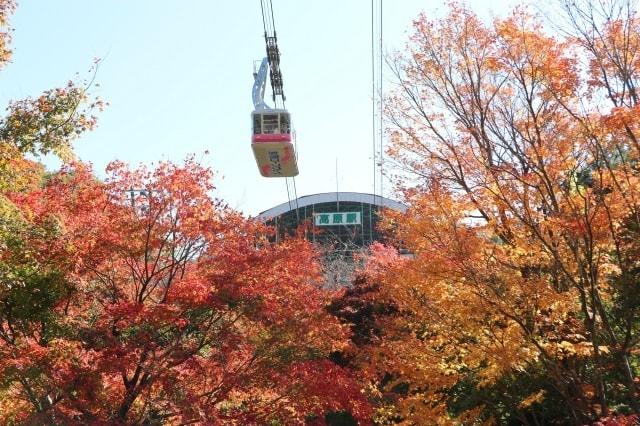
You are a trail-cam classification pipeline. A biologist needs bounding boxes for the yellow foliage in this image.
[367,1,640,422]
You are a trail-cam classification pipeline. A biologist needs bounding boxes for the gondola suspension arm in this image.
[252,57,270,111]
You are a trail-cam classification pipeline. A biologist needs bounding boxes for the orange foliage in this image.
[373,1,640,423]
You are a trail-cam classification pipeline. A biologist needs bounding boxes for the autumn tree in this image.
[0,0,107,419]
[0,2,370,423]
[0,159,370,424]
[367,0,640,423]
[0,1,103,419]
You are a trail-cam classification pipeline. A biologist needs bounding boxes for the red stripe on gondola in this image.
[252,134,292,143]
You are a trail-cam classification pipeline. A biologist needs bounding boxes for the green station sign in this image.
[314,212,361,226]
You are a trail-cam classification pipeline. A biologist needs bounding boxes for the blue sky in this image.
[1,1,517,215]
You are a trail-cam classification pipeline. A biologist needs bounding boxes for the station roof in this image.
[256,192,407,220]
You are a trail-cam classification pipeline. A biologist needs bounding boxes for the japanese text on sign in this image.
[314,212,361,226]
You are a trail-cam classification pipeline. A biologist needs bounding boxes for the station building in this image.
[257,192,407,251]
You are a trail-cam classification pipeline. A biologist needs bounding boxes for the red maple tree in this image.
[1,159,370,424]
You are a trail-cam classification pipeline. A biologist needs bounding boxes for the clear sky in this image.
[1,1,518,216]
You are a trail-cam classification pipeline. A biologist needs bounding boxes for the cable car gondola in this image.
[251,107,297,177]
[250,18,298,178]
